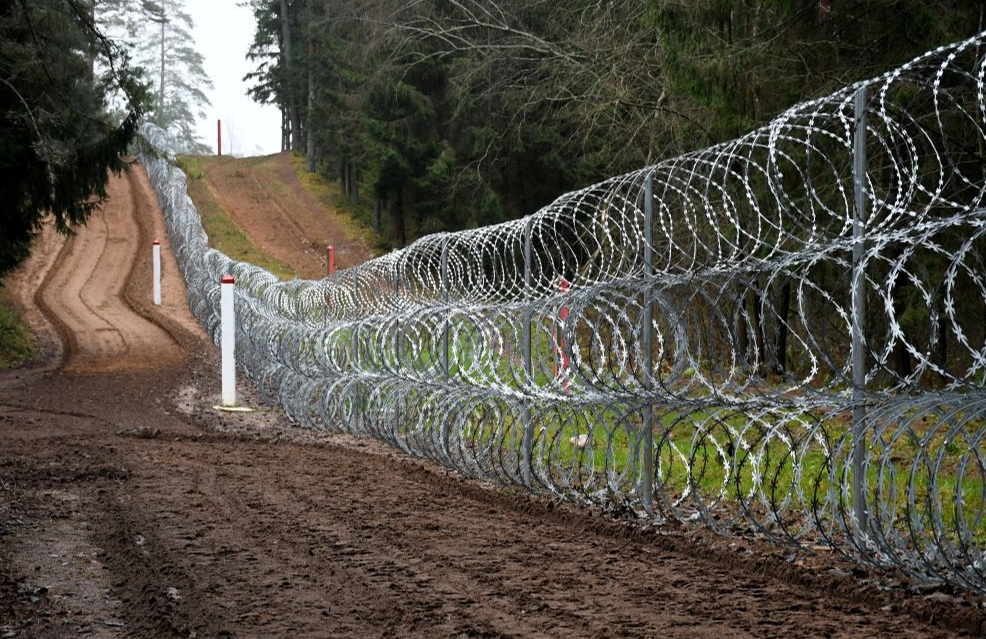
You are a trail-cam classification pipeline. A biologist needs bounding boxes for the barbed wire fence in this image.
[141,32,986,594]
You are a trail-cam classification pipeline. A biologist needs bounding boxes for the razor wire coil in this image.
[142,32,986,595]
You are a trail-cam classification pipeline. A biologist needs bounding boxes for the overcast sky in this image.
[185,1,281,156]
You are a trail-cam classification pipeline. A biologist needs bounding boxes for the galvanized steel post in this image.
[441,236,450,380]
[641,174,654,512]
[852,85,869,533]
[351,265,362,428]
[521,219,534,486]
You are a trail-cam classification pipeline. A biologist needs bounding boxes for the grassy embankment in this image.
[177,153,383,283]
[0,291,35,370]
[176,155,298,279]
[289,155,387,254]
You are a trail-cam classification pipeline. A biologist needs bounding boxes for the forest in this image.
[243,0,985,249]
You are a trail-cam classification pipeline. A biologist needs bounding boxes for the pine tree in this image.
[0,0,148,278]
[97,0,212,153]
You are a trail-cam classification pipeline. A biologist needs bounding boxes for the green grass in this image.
[290,154,388,254]
[176,155,296,280]
[0,289,34,370]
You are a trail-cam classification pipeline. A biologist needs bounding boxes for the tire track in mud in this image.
[35,169,187,374]
[92,432,982,639]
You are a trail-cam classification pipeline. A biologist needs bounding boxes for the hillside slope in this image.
[181,153,377,280]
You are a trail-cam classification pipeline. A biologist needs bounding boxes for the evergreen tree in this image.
[97,0,212,153]
[0,0,148,278]
[242,0,986,251]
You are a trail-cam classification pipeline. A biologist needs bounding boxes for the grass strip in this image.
[0,287,35,370]
[177,155,296,280]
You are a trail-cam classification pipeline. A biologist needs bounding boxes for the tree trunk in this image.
[349,164,358,204]
[159,15,166,119]
[281,109,289,152]
[735,288,749,371]
[279,0,301,151]
[305,0,316,172]
[389,194,406,249]
[748,285,766,375]
[88,1,96,77]
[932,301,950,388]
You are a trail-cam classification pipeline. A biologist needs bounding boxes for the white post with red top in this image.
[221,274,236,406]
[152,240,161,306]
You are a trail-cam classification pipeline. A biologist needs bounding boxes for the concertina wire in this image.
[141,32,986,594]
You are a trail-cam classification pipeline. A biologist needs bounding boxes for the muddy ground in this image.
[1,166,985,638]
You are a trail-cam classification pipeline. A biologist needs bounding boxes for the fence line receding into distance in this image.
[141,32,986,595]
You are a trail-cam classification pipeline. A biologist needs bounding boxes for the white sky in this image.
[186,1,282,156]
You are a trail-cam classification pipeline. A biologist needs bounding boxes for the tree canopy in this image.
[245,0,985,250]
[0,0,148,279]
[97,0,212,153]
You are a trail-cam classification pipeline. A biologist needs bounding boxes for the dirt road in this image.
[1,165,984,638]
[200,153,374,278]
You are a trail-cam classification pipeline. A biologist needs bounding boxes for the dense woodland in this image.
[96,0,212,153]
[243,0,985,249]
[0,0,145,279]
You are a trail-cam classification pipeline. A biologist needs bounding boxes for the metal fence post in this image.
[441,236,450,380]
[351,266,362,430]
[641,174,655,512]
[852,85,869,533]
[521,219,534,486]
[323,245,334,326]
[392,254,402,435]
[392,253,402,373]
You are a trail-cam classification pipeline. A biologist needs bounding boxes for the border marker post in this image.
[221,274,236,407]
[152,240,161,306]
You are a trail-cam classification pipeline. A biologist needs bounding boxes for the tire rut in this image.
[107,436,980,638]
[34,169,186,374]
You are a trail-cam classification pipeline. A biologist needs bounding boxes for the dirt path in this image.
[0,166,984,638]
[34,169,189,373]
[201,153,373,278]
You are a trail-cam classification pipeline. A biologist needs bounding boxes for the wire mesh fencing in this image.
[141,32,986,594]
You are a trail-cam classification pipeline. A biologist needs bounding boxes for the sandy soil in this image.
[202,153,374,278]
[33,170,189,373]
[1,165,984,638]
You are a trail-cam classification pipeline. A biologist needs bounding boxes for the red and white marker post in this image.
[152,240,161,306]
[221,275,236,406]
[326,245,335,276]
